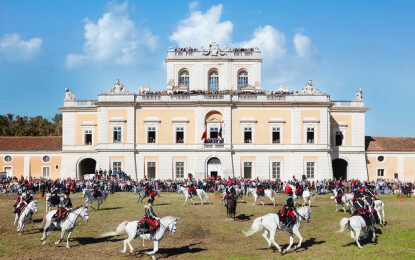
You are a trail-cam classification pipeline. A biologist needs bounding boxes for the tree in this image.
[0,113,63,136]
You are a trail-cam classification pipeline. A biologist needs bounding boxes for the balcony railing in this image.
[204,143,225,148]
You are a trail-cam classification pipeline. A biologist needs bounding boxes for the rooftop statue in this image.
[203,42,226,56]
[353,88,363,101]
[107,79,130,94]
[64,88,75,101]
[300,80,321,95]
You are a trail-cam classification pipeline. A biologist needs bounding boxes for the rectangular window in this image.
[244,162,252,179]
[176,127,184,143]
[210,127,219,139]
[4,167,12,178]
[335,131,343,146]
[272,162,281,179]
[175,162,185,178]
[113,162,122,172]
[272,127,281,143]
[147,162,156,179]
[307,128,315,144]
[42,167,50,178]
[113,126,122,143]
[306,162,315,179]
[377,169,385,177]
[84,130,92,145]
[147,127,156,143]
[244,127,252,143]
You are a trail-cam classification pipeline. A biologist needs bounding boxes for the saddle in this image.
[257,189,265,196]
[138,217,159,234]
[335,194,343,204]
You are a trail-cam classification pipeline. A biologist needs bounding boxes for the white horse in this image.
[82,188,108,210]
[178,186,208,205]
[14,200,38,235]
[45,193,61,213]
[243,206,311,253]
[101,216,179,256]
[331,190,354,213]
[41,205,90,248]
[338,215,376,249]
[289,185,315,207]
[248,187,277,206]
[374,200,385,225]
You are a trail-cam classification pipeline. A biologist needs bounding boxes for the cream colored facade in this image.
[3,43,415,181]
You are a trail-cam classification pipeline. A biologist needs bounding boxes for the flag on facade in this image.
[219,124,223,139]
[201,131,206,141]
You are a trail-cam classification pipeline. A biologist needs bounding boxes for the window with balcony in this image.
[272,162,281,179]
[179,70,189,87]
[84,129,92,145]
[272,127,281,143]
[113,126,122,143]
[335,130,343,146]
[238,70,248,90]
[147,162,156,179]
[244,162,252,179]
[307,127,315,144]
[306,162,315,179]
[175,161,185,178]
[208,70,219,91]
[210,127,218,139]
[147,127,156,143]
[176,127,184,143]
[244,127,252,143]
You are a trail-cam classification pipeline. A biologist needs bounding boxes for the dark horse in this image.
[226,196,237,220]
[136,188,162,204]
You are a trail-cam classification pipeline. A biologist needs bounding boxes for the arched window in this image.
[238,70,248,90]
[208,70,219,91]
[179,70,189,87]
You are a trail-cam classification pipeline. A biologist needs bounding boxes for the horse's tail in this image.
[243,217,263,237]
[203,190,209,199]
[338,218,350,233]
[101,220,129,237]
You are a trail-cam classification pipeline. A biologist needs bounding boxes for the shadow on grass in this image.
[33,218,44,223]
[153,203,170,207]
[99,207,123,211]
[235,214,253,221]
[135,242,206,259]
[73,236,124,246]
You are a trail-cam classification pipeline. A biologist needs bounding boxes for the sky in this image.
[0,1,414,137]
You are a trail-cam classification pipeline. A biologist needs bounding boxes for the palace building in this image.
[1,43,415,181]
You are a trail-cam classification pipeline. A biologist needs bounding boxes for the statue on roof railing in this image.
[203,42,226,56]
[64,88,75,101]
[107,79,130,94]
[299,80,321,95]
[353,88,363,101]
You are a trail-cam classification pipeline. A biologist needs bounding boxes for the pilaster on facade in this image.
[62,112,75,146]
[292,107,301,144]
[97,107,108,144]
[127,106,135,144]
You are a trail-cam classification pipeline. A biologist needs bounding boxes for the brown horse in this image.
[226,196,237,220]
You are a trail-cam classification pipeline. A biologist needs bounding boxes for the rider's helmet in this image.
[285,186,293,194]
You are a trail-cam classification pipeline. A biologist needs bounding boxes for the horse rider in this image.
[50,184,60,206]
[224,183,237,207]
[93,184,99,198]
[138,199,160,234]
[364,191,382,226]
[295,182,304,198]
[144,182,151,196]
[335,183,344,204]
[280,186,296,227]
[256,182,265,196]
[187,183,196,198]
[53,191,73,223]
[352,190,373,227]
[13,188,24,214]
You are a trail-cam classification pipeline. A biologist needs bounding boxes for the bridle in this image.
[295,207,311,223]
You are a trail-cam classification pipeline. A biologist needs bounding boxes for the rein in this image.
[295,207,310,222]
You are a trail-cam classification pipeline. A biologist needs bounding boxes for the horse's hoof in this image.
[66,245,70,249]
[55,241,60,245]
[146,252,155,255]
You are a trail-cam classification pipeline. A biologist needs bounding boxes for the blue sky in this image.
[0,1,414,137]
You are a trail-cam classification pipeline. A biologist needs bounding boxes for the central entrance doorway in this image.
[207,157,222,178]
[78,158,97,179]
[332,158,348,181]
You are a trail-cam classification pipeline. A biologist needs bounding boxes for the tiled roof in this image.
[0,136,62,151]
[365,136,415,152]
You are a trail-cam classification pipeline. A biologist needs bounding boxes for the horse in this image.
[14,200,38,235]
[289,185,315,207]
[101,216,179,256]
[338,215,376,249]
[41,205,90,248]
[45,193,61,213]
[178,186,208,205]
[226,196,237,220]
[331,190,354,213]
[136,188,162,204]
[247,187,277,206]
[373,200,386,225]
[82,188,108,210]
[243,206,311,253]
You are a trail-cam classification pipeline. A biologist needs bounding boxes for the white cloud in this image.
[0,33,42,62]
[66,2,158,68]
[189,1,199,12]
[169,4,233,48]
[170,4,319,86]
[294,33,317,58]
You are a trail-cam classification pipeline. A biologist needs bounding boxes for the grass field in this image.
[1,192,415,259]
